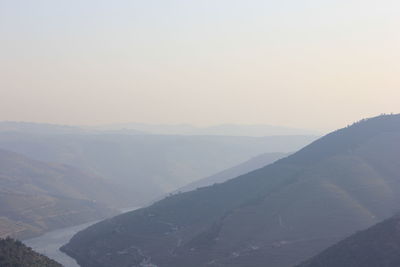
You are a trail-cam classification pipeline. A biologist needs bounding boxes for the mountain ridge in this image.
[96,122,319,137]
[0,132,316,206]
[175,152,288,193]
[62,114,400,267]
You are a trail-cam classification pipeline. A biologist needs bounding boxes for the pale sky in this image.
[1,0,399,132]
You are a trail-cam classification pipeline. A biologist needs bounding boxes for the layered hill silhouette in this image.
[0,149,126,239]
[0,121,318,137]
[97,122,318,136]
[177,152,288,193]
[0,237,61,267]
[297,214,400,267]
[0,131,315,206]
[61,114,400,267]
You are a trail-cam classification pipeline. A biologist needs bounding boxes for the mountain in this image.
[0,132,316,206]
[198,124,318,137]
[177,152,288,193]
[0,237,61,267]
[0,121,146,136]
[0,121,319,137]
[296,214,400,267]
[61,114,400,267]
[97,122,319,137]
[0,149,125,239]
[0,121,87,135]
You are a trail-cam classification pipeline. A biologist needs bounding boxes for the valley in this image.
[2,2,397,265]
[0,127,315,206]
[62,114,400,267]
[0,123,308,266]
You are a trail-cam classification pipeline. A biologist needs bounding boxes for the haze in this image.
[1,0,399,132]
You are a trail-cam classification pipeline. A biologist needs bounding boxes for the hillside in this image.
[0,149,124,239]
[178,152,288,193]
[296,214,400,267]
[0,132,316,205]
[0,237,61,267]
[61,114,400,267]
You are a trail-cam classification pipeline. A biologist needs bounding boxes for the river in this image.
[24,207,140,267]
[24,220,96,267]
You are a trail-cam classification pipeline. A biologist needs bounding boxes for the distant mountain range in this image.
[0,121,90,135]
[0,121,320,137]
[61,114,400,267]
[0,237,61,267]
[0,121,148,135]
[97,122,319,137]
[0,149,125,239]
[0,129,316,206]
[297,214,400,267]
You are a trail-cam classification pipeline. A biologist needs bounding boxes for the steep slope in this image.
[62,114,400,267]
[178,152,288,192]
[0,133,316,205]
[0,149,124,239]
[0,237,62,267]
[296,214,400,267]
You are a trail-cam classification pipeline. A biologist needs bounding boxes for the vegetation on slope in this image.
[296,214,400,267]
[0,149,121,239]
[0,237,61,267]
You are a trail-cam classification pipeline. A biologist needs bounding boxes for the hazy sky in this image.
[1,0,399,131]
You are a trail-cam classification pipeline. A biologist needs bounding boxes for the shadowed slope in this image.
[296,214,400,267]
[0,237,62,267]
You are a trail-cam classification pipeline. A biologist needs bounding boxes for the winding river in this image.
[24,207,140,267]
[24,220,97,267]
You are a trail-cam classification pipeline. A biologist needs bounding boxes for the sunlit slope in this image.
[0,149,123,239]
[63,114,400,267]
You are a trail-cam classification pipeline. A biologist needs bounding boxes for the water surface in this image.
[24,221,97,267]
[24,207,140,267]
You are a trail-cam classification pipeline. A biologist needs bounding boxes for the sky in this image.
[1,0,399,132]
